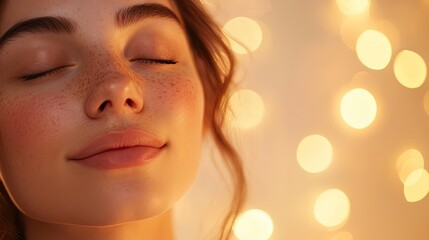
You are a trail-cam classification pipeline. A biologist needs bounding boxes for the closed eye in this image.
[134,59,177,64]
[21,66,67,81]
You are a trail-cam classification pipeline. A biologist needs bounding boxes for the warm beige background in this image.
[174,0,429,239]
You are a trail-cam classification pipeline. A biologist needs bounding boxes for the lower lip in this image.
[72,146,163,170]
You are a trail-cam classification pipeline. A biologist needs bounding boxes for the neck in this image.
[22,210,174,240]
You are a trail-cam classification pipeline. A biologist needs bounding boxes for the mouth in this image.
[69,128,166,170]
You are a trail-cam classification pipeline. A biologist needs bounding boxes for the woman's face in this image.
[0,0,204,226]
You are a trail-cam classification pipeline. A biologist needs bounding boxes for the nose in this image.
[85,71,144,119]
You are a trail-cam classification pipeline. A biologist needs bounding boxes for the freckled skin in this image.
[0,0,205,238]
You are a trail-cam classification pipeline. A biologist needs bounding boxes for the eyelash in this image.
[22,67,64,81]
[21,59,177,81]
[134,59,177,65]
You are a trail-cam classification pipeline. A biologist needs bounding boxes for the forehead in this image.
[0,0,178,34]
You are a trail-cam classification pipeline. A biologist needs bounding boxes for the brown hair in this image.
[0,1,247,239]
[0,183,23,240]
[174,1,247,239]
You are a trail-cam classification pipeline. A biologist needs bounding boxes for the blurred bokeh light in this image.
[340,88,377,129]
[314,189,350,228]
[226,89,265,129]
[356,30,392,70]
[404,169,429,203]
[297,134,333,173]
[223,17,264,54]
[336,0,371,16]
[397,148,425,183]
[394,50,427,89]
[233,209,274,240]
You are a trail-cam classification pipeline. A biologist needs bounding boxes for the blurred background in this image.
[174,0,429,239]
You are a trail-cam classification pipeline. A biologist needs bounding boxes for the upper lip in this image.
[69,128,165,160]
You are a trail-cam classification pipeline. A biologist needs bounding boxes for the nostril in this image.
[126,99,136,108]
[86,77,143,118]
[99,101,109,111]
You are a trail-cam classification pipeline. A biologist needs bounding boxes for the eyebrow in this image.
[0,16,76,48]
[115,3,181,28]
[0,3,181,50]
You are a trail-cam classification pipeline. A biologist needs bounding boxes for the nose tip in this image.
[85,76,144,119]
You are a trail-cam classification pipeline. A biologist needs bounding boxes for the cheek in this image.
[0,90,74,192]
[148,71,205,193]
[151,71,204,123]
[0,93,66,153]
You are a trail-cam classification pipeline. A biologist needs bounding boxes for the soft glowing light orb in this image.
[226,89,265,129]
[223,17,263,54]
[394,50,427,89]
[356,30,392,70]
[340,88,377,129]
[404,169,429,203]
[336,0,371,15]
[233,209,274,240]
[331,232,354,240]
[297,135,333,173]
[397,149,425,183]
[314,189,350,228]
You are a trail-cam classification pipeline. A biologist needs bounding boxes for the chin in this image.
[20,186,176,228]
[68,194,176,227]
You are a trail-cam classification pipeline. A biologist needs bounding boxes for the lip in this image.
[69,128,166,170]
